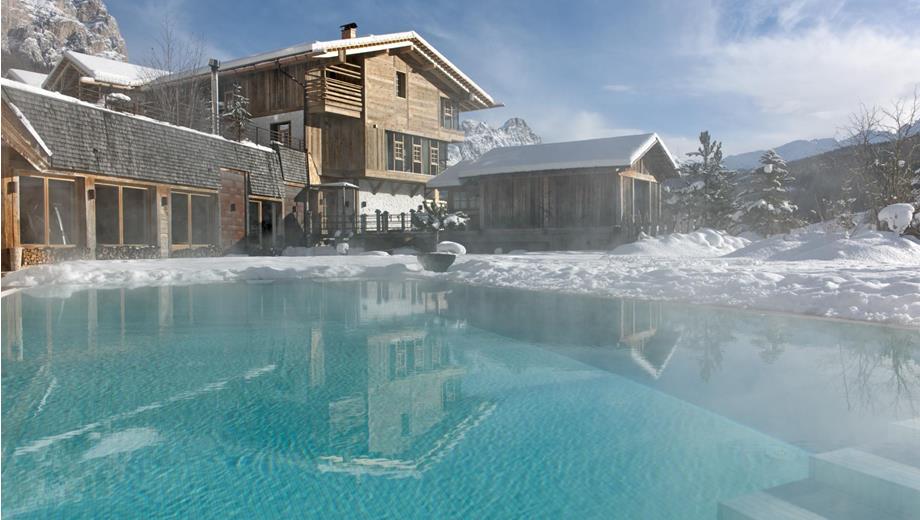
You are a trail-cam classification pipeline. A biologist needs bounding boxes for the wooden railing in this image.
[307,62,363,118]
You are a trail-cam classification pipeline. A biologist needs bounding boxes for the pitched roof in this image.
[4,69,49,88]
[1,79,295,198]
[178,31,497,111]
[43,50,167,88]
[429,133,678,188]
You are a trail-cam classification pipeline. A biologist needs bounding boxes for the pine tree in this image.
[680,131,735,229]
[222,83,251,141]
[737,150,801,236]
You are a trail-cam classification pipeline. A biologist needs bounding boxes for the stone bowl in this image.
[417,252,457,272]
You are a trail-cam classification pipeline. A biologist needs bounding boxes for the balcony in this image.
[306,62,363,118]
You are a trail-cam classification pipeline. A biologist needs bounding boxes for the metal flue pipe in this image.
[209,58,220,135]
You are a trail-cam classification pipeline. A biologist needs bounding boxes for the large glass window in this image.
[96,184,150,245]
[123,187,150,244]
[95,185,120,244]
[19,176,45,245]
[19,176,78,246]
[171,193,189,244]
[191,195,213,244]
[48,180,76,245]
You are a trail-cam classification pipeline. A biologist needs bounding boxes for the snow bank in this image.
[4,227,919,327]
[437,241,467,255]
[728,228,920,263]
[610,229,750,257]
[878,203,915,234]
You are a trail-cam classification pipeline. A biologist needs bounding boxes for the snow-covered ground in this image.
[3,229,919,327]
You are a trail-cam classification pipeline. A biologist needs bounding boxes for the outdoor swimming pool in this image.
[2,280,918,518]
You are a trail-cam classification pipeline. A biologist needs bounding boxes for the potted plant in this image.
[411,201,468,272]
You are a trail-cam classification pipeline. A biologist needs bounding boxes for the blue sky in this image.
[107,0,920,156]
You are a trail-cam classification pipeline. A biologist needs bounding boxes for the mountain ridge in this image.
[447,118,542,166]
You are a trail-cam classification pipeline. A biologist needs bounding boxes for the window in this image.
[96,184,151,245]
[393,134,405,162]
[19,176,78,246]
[412,140,423,173]
[395,71,407,98]
[430,145,440,175]
[171,192,215,246]
[386,131,447,175]
[440,98,459,130]
[270,121,291,147]
[452,189,479,210]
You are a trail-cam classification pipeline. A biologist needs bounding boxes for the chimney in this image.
[340,22,358,39]
[208,58,220,135]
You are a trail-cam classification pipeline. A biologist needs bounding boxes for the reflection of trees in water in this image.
[837,328,920,416]
[753,323,787,365]
[673,311,735,382]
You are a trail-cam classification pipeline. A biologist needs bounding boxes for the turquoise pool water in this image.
[2,281,917,518]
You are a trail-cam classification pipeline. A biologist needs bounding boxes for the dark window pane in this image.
[191,195,213,244]
[396,72,406,98]
[19,176,45,244]
[95,185,119,244]
[248,201,261,238]
[171,193,189,244]
[123,187,149,244]
[48,179,76,245]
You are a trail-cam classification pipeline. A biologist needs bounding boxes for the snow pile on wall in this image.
[610,229,750,257]
[878,203,915,234]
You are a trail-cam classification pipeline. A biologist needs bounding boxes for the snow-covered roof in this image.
[179,31,497,110]
[429,133,678,188]
[43,50,167,88]
[4,69,49,88]
[1,78,294,198]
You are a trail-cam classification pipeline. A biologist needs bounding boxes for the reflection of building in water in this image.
[2,280,488,482]
[446,285,677,380]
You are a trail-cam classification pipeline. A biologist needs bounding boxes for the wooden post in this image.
[542,176,550,229]
[84,177,96,258]
[156,185,170,258]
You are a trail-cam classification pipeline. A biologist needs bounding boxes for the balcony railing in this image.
[306,62,363,118]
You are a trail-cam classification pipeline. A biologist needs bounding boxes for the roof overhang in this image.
[1,94,52,171]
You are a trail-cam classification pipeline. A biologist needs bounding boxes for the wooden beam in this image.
[369,180,383,194]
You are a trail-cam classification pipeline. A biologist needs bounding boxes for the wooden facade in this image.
[436,137,676,252]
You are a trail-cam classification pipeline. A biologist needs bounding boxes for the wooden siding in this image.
[479,169,621,229]
[219,63,307,118]
[363,52,464,174]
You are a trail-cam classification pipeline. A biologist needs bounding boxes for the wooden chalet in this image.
[1,79,306,271]
[149,23,501,236]
[429,133,679,251]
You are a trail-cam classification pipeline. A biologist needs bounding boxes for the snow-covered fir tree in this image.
[222,83,251,141]
[677,131,735,230]
[736,149,801,236]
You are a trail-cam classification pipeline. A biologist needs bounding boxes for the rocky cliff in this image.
[448,118,542,165]
[1,0,127,73]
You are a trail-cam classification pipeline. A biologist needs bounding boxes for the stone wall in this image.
[170,245,222,258]
[358,180,424,216]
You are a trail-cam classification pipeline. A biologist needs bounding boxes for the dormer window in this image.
[396,71,407,98]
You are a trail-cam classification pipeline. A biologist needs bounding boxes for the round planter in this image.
[417,252,456,272]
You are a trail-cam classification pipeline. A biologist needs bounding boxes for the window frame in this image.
[18,175,79,247]
[170,191,216,248]
[94,182,153,246]
[248,197,282,249]
[440,97,459,130]
[429,145,440,176]
[395,71,407,98]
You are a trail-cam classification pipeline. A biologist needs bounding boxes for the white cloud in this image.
[696,24,920,140]
[602,84,632,93]
[532,110,645,143]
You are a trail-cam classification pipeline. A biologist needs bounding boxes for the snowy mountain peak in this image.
[1,0,128,73]
[448,118,542,165]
